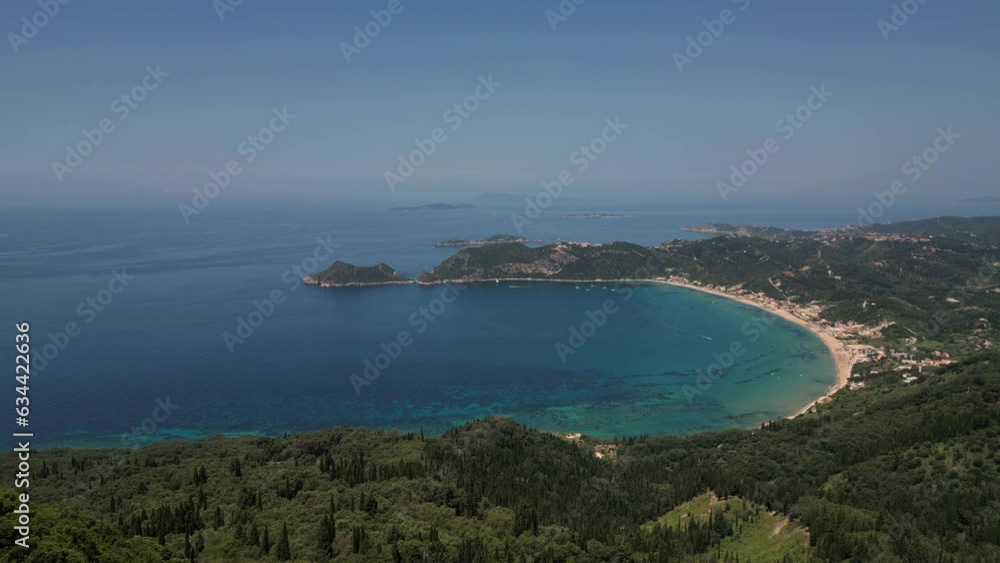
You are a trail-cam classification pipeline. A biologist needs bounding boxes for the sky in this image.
[1,0,998,211]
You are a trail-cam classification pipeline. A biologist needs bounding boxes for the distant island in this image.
[562,213,628,220]
[962,195,1000,204]
[434,234,527,248]
[390,203,477,212]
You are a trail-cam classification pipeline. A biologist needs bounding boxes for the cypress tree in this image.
[275,522,291,561]
[318,515,334,557]
[261,525,271,556]
[249,522,260,546]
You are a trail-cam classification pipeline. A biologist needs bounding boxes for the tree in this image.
[318,515,334,557]
[260,524,271,556]
[248,522,259,546]
[275,522,291,561]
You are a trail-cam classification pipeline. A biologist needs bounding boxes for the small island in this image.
[562,213,628,220]
[434,234,528,248]
[390,203,477,212]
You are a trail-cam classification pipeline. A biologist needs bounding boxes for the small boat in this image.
[697,334,713,341]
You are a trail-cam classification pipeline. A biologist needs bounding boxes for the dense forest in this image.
[2,216,998,561]
[1,352,997,561]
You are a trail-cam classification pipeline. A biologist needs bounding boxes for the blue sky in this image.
[1,0,998,210]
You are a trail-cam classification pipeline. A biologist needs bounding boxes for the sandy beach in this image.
[655,280,854,419]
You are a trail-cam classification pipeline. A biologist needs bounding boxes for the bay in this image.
[0,204,855,446]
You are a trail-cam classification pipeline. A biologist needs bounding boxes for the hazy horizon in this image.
[2,0,998,211]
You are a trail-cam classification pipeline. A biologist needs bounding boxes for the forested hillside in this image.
[859,215,1000,245]
[658,235,999,341]
[2,352,997,561]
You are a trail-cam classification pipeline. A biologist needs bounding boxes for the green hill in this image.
[860,215,1000,245]
[425,241,663,281]
[643,492,810,562]
[308,261,410,286]
[2,353,997,561]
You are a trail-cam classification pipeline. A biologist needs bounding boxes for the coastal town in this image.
[658,274,965,393]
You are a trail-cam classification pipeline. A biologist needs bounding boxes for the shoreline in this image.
[654,280,853,419]
[307,275,853,419]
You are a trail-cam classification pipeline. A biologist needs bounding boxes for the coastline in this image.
[655,280,853,419]
[306,275,853,420]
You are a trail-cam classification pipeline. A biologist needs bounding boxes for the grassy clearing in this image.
[646,491,811,562]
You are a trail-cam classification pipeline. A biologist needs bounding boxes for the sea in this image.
[0,201,978,447]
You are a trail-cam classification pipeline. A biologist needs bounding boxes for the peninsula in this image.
[679,223,812,239]
[434,234,527,248]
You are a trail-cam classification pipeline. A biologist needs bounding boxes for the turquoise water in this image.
[0,205,845,446]
[320,281,837,438]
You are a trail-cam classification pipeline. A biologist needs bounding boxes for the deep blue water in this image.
[0,203,929,446]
